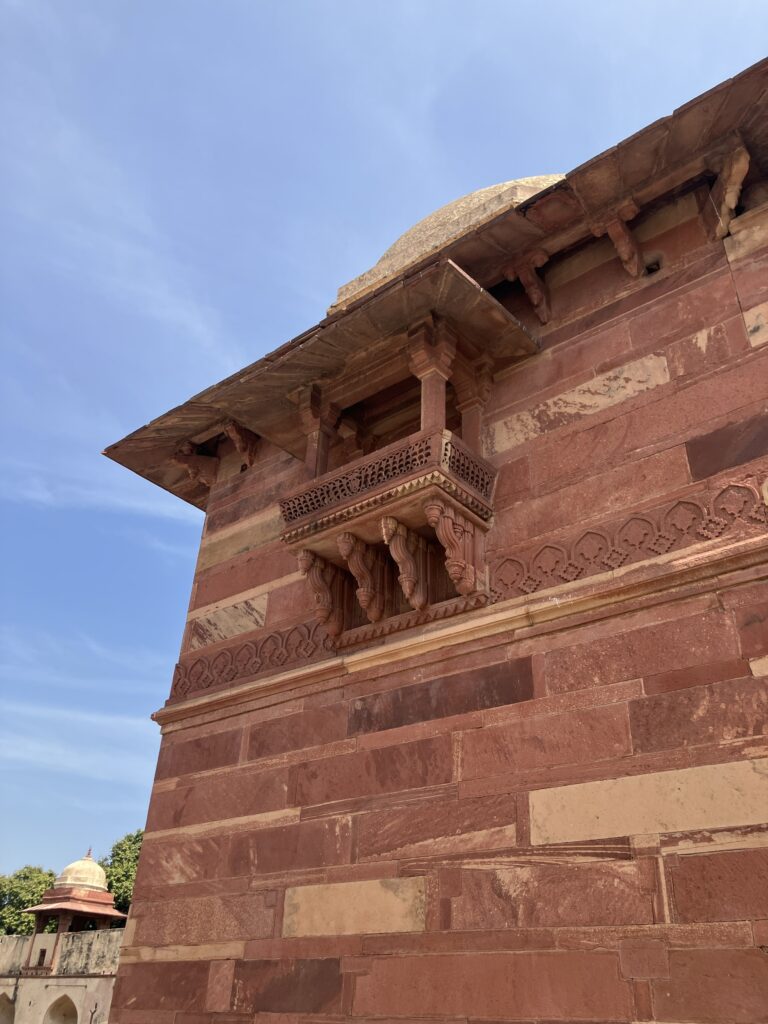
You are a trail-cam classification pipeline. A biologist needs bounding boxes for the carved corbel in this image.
[503,249,550,324]
[337,532,387,622]
[296,549,344,637]
[297,385,340,477]
[381,517,429,610]
[424,500,479,596]
[223,420,260,468]
[591,201,643,278]
[171,441,219,488]
[705,144,750,240]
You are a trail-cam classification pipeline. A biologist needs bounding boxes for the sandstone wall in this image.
[111,195,768,1022]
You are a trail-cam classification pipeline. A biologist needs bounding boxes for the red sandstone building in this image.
[106,60,768,1023]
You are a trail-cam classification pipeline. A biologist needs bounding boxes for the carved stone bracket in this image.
[705,144,750,240]
[171,441,219,488]
[224,420,260,468]
[591,201,643,278]
[503,249,550,324]
[424,499,484,597]
[296,549,345,637]
[381,516,429,611]
[337,532,393,622]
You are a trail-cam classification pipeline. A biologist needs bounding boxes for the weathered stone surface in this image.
[686,410,768,480]
[246,704,348,760]
[145,767,288,831]
[134,892,275,946]
[461,703,631,779]
[186,593,267,650]
[283,877,425,936]
[112,962,209,1012]
[231,958,342,1014]
[357,793,517,860]
[352,951,634,1019]
[630,675,768,753]
[745,298,768,348]
[347,659,532,736]
[652,949,768,1023]
[295,735,452,806]
[155,728,242,780]
[450,861,654,928]
[486,353,669,452]
[227,817,352,877]
[529,759,768,845]
[669,847,768,922]
[544,610,739,693]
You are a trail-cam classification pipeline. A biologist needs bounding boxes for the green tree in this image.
[0,865,55,935]
[100,830,143,914]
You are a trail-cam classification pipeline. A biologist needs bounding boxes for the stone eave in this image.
[104,58,768,510]
[103,260,537,507]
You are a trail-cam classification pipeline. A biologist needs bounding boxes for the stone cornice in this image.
[153,530,768,731]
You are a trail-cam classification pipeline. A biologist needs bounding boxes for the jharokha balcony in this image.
[278,426,498,642]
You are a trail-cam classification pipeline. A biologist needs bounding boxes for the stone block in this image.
[629,270,740,349]
[652,949,768,1023]
[282,877,425,936]
[295,735,453,806]
[734,597,768,659]
[111,961,209,1012]
[246,704,348,760]
[486,353,669,453]
[357,793,517,861]
[544,610,739,694]
[227,817,352,877]
[155,729,242,780]
[529,759,768,845]
[495,446,690,543]
[186,594,267,651]
[347,659,533,736]
[461,703,631,779]
[643,658,750,694]
[351,951,634,1019]
[192,546,295,610]
[134,892,276,946]
[145,766,288,831]
[686,409,768,481]
[618,938,669,979]
[231,958,342,1014]
[669,848,768,922]
[450,861,654,928]
[630,675,768,753]
[666,316,748,379]
[745,299,768,348]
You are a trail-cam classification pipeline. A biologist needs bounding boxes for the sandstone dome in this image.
[54,851,108,892]
[334,174,563,309]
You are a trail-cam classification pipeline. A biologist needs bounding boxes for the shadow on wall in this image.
[0,994,13,1024]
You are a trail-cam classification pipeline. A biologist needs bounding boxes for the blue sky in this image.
[1,0,766,874]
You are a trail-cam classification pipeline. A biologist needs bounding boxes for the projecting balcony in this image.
[279,428,497,641]
[279,427,496,548]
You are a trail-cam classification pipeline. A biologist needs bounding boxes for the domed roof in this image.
[55,851,107,892]
[333,174,563,310]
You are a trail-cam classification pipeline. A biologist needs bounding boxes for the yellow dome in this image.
[333,174,564,310]
[55,851,108,892]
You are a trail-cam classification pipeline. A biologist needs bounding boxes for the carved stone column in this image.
[297,384,340,478]
[408,316,457,432]
[424,499,485,597]
[296,549,345,637]
[452,355,493,452]
[337,532,392,623]
[380,517,430,610]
